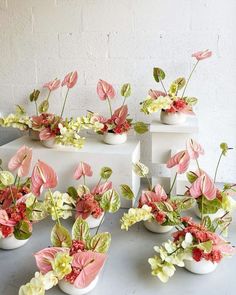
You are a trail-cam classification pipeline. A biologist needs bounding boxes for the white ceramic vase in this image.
[58,276,99,295]
[103,132,127,145]
[194,205,226,221]
[41,138,57,148]
[143,220,173,233]
[28,129,40,141]
[184,259,218,274]
[0,235,29,250]
[160,110,186,125]
[75,213,104,229]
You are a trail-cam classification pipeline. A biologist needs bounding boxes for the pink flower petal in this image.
[186,139,204,160]
[8,145,32,177]
[148,89,166,99]
[92,181,113,195]
[39,128,56,141]
[61,71,78,88]
[167,150,190,174]
[154,184,168,200]
[190,173,217,200]
[111,105,128,125]
[43,78,61,91]
[0,209,17,226]
[97,79,116,100]
[192,49,212,61]
[73,162,93,180]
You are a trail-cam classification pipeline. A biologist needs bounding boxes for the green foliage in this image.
[29,89,40,102]
[121,83,131,98]
[67,186,79,200]
[51,224,72,248]
[197,241,213,253]
[16,105,26,115]
[120,184,134,200]
[198,196,222,214]
[173,77,186,90]
[72,217,90,242]
[184,97,198,106]
[169,83,178,96]
[0,171,15,186]
[88,232,111,253]
[186,171,198,183]
[100,167,112,180]
[14,220,32,240]
[220,142,229,156]
[100,189,120,213]
[133,121,148,134]
[38,100,49,113]
[133,162,149,177]
[153,67,165,83]
[174,197,196,212]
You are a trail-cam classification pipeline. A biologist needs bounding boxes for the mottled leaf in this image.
[51,223,72,248]
[88,232,111,253]
[100,189,120,213]
[120,184,134,200]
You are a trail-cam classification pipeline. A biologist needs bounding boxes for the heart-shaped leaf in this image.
[38,100,49,113]
[14,220,32,240]
[174,77,186,90]
[72,217,90,243]
[100,189,120,213]
[120,184,134,200]
[100,167,112,180]
[153,67,165,83]
[133,121,148,134]
[88,232,111,253]
[133,162,149,177]
[51,223,72,248]
[121,83,131,98]
[67,186,79,200]
[0,171,15,186]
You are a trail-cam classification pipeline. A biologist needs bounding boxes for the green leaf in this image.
[133,162,149,177]
[31,202,48,221]
[121,83,131,98]
[14,220,32,240]
[197,240,213,253]
[185,97,198,106]
[0,159,2,166]
[220,142,229,156]
[186,171,198,183]
[77,185,90,197]
[202,216,212,230]
[15,105,26,115]
[72,217,90,242]
[120,184,134,200]
[88,232,111,253]
[133,121,148,134]
[153,67,165,83]
[169,83,178,96]
[100,167,112,180]
[29,89,40,102]
[198,197,222,214]
[38,100,49,113]
[67,186,79,200]
[174,77,186,90]
[51,224,72,248]
[0,171,15,186]
[100,189,120,213]
[176,198,195,211]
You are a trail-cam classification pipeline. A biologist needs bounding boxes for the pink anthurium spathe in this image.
[139,185,167,206]
[39,128,56,141]
[192,49,212,61]
[31,160,58,196]
[34,247,69,274]
[111,105,128,126]
[92,181,113,195]
[186,138,204,160]
[167,150,190,174]
[0,209,17,226]
[61,71,78,89]
[8,145,32,177]
[97,79,116,100]
[72,251,107,288]
[148,89,166,100]
[73,162,93,180]
[43,78,61,91]
[189,173,217,200]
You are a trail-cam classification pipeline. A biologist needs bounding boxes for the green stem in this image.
[169,172,177,197]
[146,176,152,191]
[83,175,86,186]
[60,88,70,117]
[17,177,21,190]
[107,98,113,117]
[121,97,127,108]
[201,196,204,223]
[49,188,61,226]
[94,177,102,192]
[46,90,51,102]
[95,212,106,235]
[182,61,199,98]
[214,152,223,183]
[14,175,18,186]
[160,79,167,95]
[196,158,201,174]
[35,101,38,116]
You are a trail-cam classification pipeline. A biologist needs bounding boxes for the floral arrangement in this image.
[96,79,148,135]
[120,162,195,231]
[148,216,235,282]
[19,217,111,294]
[0,105,30,131]
[140,49,212,115]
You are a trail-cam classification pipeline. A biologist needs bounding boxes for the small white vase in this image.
[41,138,57,148]
[194,205,226,221]
[103,132,127,145]
[58,276,99,295]
[184,259,218,274]
[75,213,104,229]
[143,220,173,233]
[29,129,40,141]
[0,235,29,250]
[160,110,186,125]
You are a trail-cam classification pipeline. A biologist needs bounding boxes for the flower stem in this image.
[196,158,201,174]
[201,197,204,223]
[83,175,86,186]
[146,176,152,191]
[213,152,223,183]
[107,98,113,117]
[95,212,106,235]
[60,88,70,117]
[169,172,178,197]
[160,78,167,95]
[182,61,199,98]
[121,97,127,108]
[49,188,61,226]
[35,101,38,116]
[46,90,51,102]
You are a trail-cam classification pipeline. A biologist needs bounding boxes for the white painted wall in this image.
[0,0,236,182]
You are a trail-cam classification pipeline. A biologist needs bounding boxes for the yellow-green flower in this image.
[51,252,72,280]
[148,255,176,283]
[147,96,172,113]
[120,205,152,230]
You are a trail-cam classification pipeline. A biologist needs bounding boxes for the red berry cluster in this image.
[69,240,85,256]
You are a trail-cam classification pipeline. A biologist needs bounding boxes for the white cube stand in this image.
[150,118,198,195]
[0,136,140,208]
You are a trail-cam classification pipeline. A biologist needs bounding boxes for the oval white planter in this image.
[58,276,99,295]
[29,129,40,141]
[41,138,58,148]
[103,132,127,145]
[160,110,186,125]
[75,213,104,229]
[0,235,29,250]
[143,220,173,233]
[184,259,218,274]
[194,205,226,221]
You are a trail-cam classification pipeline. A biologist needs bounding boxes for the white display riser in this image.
[150,118,198,195]
[0,136,140,208]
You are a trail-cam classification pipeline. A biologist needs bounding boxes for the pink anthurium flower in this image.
[111,105,128,126]
[61,71,78,89]
[35,247,69,274]
[0,209,17,226]
[148,89,166,99]
[186,138,204,160]
[43,78,61,91]
[8,145,32,177]
[97,79,116,100]
[192,49,212,61]
[167,150,190,174]
[31,160,58,196]
[92,181,113,195]
[73,162,93,180]
[189,173,217,200]
[139,185,167,206]
[39,128,56,141]
[72,251,107,288]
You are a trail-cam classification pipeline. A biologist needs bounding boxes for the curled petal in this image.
[154,184,168,200]
[167,150,190,174]
[0,209,17,226]
[97,79,115,100]
[111,105,128,126]
[39,128,56,141]
[43,78,61,91]
[186,139,204,159]
[61,71,78,89]
[92,181,113,195]
[190,174,217,200]
[73,162,93,180]
[192,49,212,61]
[8,145,32,177]
[148,89,166,100]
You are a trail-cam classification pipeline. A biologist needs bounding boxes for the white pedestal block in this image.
[0,136,140,208]
[150,118,198,195]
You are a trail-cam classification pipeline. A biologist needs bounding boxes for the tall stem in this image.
[214,152,223,183]
[60,88,70,117]
[107,98,113,117]
[182,61,199,98]
[146,176,152,191]
[201,196,204,223]
[196,158,201,174]
[95,212,106,235]
[121,97,127,108]
[35,101,38,116]
[83,175,86,186]
[46,90,51,102]
[160,79,167,95]
[49,188,61,226]
[169,172,177,197]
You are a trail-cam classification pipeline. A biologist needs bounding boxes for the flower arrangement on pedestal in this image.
[140,50,212,125]
[120,162,195,233]
[148,216,236,282]
[67,161,134,228]
[95,80,148,144]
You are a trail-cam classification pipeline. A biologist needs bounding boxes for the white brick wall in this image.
[0,0,236,182]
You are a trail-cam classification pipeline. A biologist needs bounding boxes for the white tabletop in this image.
[150,118,198,133]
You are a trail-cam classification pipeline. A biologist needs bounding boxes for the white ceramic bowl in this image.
[160,110,186,125]
[75,213,105,229]
[58,276,99,295]
[28,129,40,141]
[0,235,29,250]
[194,205,226,221]
[184,259,218,274]
[103,132,127,145]
[41,138,57,148]
[143,220,173,233]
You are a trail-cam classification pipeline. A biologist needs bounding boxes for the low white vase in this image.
[194,205,226,221]
[75,213,104,229]
[28,129,40,141]
[143,220,173,233]
[160,110,186,125]
[41,138,57,148]
[0,235,29,250]
[103,132,127,145]
[184,259,218,274]
[58,276,99,295]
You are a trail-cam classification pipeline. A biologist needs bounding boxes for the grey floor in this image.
[1,207,236,295]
